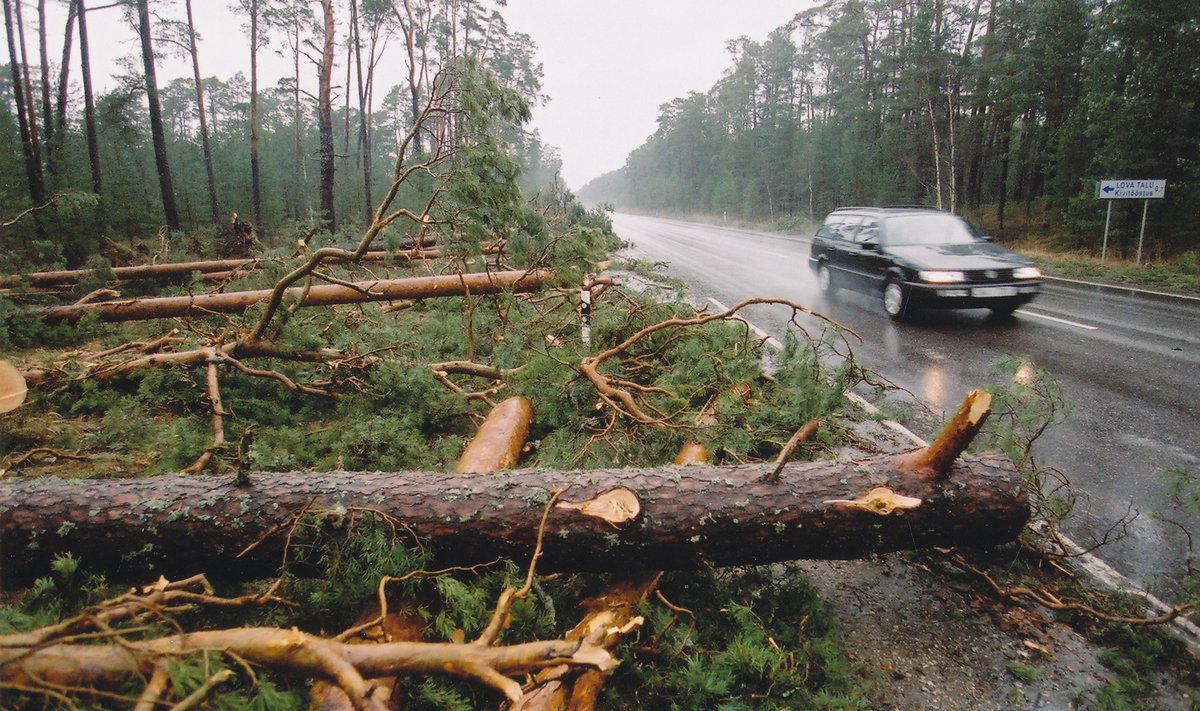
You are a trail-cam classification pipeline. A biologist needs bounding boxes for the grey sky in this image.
[39,1,803,190]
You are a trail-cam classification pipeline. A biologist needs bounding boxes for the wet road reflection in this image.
[613,212,1200,600]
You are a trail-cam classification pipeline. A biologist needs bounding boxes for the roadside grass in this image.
[1015,246,1200,296]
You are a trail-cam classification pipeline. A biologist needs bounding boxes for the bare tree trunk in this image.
[35,268,550,323]
[248,0,262,229]
[135,0,181,231]
[2,0,45,203]
[184,0,220,224]
[53,0,77,159]
[394,0,424,156]
[351,0,373,225]
[318,0,336,231]
[76,0,101,198]
[0,451,1027,585]
[290,4,304,221]
[36,0,54,179]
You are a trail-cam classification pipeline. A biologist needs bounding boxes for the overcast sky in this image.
[39,1,805,190]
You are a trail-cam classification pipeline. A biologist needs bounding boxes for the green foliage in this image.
[1007,661,1040,683]
[605,567,868,710]
[979,356,1070,469]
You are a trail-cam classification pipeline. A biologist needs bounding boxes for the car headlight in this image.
[1013,266,1042,279]
[918,270,965,283]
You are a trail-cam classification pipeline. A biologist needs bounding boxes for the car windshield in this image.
[883,214,981,246]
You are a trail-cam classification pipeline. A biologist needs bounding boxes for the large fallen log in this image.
[0,450,1027,586]
[33,268,550,323]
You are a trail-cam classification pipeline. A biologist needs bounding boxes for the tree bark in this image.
[184,0,220,224]
[76,0,102,199]
[33,268,551,323]
[36,0,54,178]
[317,0,336,231]
[0,451,1027,586]
[2,0,45,204]
[53,0,78,162]
[136,0,181,231]
[248,0,262,228]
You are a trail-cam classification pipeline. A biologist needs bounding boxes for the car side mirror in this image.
[860,241,880,251]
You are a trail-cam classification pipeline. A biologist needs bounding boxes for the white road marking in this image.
[1045,275,1200,302]
[1014,309,1099,330]
[706,297,1200,653]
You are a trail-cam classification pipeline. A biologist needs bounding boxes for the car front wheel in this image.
[883,279,908,321]
[817,262,837,296]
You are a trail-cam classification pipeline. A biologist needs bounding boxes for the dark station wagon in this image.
[808,206,1042,320]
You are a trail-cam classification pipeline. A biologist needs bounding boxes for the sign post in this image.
[1095,179,1166,264]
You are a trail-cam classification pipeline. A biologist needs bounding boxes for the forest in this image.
[0,0,561,269]
[579,0,1200,259]
[1,0,1197,709]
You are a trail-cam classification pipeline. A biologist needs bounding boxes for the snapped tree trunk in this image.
[0,451,1027,586]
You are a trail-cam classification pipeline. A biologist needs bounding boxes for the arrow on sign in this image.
[1103,185,1115,193]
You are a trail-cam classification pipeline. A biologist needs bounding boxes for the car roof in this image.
[829,206,947,219]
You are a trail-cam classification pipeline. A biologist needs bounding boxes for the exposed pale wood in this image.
[456,397,533,474]
[897,389,993,478]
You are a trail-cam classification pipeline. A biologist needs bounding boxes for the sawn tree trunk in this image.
[0,451,1027,586]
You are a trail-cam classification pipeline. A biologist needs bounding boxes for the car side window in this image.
[832,216,862,242]
[816,216,844,240]
[855,220,879,245]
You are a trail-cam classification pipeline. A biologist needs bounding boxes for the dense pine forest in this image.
[0,0,561,270]
[580,0,1200,259]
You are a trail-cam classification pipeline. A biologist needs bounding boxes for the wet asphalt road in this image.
[613,213,1200,599]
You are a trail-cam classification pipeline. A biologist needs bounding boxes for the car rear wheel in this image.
[883,279,908,321]
[817,262,837,296]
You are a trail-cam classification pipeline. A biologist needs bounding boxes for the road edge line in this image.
[1043,274,1200,303]
[707,298,1200,654]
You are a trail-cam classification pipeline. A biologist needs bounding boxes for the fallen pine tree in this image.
[33,268,551,324]
[0,391,1027,586]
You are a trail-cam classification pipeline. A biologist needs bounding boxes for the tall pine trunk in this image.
[2,0,44,203]
[351,0,373,225]
[248,0,262,229]
[317,0,336,231]
[36,0,54,179]
[136,0,180,231]
[184,0,220,224]
[53,1,77,160]
[76,0,101,199]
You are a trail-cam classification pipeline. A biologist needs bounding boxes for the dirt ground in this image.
[799,554,1198,710]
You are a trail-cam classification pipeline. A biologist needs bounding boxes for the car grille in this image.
[964,269,1014,282]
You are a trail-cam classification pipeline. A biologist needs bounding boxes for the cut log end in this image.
[456,396,534,474]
